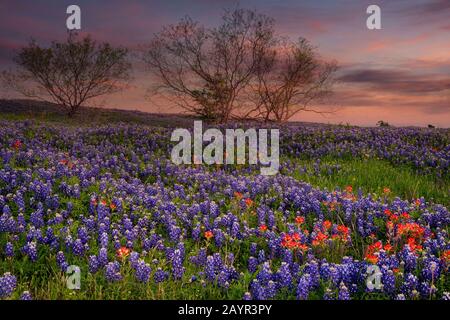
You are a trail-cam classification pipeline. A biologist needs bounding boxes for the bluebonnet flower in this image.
[381,268,396,296]
[338,282,351,300]
[20,291,32,300]
[88,255,99,274]
[275,262,292,289]
[323,288,335,300]
[258,250,266,264]
[105,262,122,282]
[172,249,185,280]
[5,242,14,258]
[22,241,38,262]
[243,292,252,300]
[250,279,266,300]
[297,274,311,300]
[248,257,258,274]
[99,232,109,248]
[0,272,17,298]
[154,268,169,283]
[135,260,152,283]
[72,239,85,256]
[250,243,258,256]
[401,273,418,297]
[56,251,69,272]
[129,251,140,269]
[77,226,89,244]
[98,247,108,267]
[256,262,272,286]
[205,256,216,282]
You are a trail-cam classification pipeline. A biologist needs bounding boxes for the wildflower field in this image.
[0,112,449,300]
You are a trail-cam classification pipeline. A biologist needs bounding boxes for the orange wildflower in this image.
[234,192,243,200]
[204,230,214,240]
[323,220,332,230]
[117,246,130,259]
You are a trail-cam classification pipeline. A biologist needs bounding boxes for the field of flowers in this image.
[0,118,449,300]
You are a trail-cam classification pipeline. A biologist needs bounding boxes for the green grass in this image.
[288,157,449,206]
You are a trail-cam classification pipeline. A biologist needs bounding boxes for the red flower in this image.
[234,192,243,200]
[295,216,305,225]
[204,230,214,240]
[386,221,394,230]
[345,185,353,193]
[442,250,450,263]
[400,212,410,220]
[312,231,328,246]
[281,233,307,251]
[323,220,332,230]
[365,241,383,264]
[12,140,22,150]
[365,253,378,264]
[117,246,130,259]
[384,243,393,252]
[397,223,425,239]
[245,198,254,207]
[259,224,268,232]
[406,237,423,252]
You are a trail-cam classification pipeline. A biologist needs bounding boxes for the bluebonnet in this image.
[98,247,108,267]
[256,262,272,286]
[72,239,85,256]
[105,262,122,282]
[5,242,14,257]
[56,251,69,272]
[20,291,32,300]
[135,260,152,283]
[172,249,185,280]
[248,257,258,273]
[205,256,216,282]
[154,268,169,283]
[275,262,292,289]
[338,282,351,300]
[22,241,38,262]
[296,274,311,300]
[88,255,100,274]
[0,272,17,298]
[243,292,252,300]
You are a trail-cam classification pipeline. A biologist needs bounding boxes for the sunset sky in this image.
[0,0,449,127]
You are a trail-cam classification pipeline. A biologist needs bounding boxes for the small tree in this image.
[2,33,131,116]
[142,9,275,123]
[245,38,337,122]
[377,120,390,127]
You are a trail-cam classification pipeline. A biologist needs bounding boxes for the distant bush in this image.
[377,120,390,127]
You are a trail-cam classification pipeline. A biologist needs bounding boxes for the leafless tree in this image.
[1,33,131,116]
[142,8,275,123]
[245,38,337,122]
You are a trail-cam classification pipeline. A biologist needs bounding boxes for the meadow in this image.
[0,104,449,300]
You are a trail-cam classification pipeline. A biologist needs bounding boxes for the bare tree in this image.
[1,33,131,116]
[142,8,275,123]
[245,38,337,122]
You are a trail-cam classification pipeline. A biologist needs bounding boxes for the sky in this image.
[0,0,449,127]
